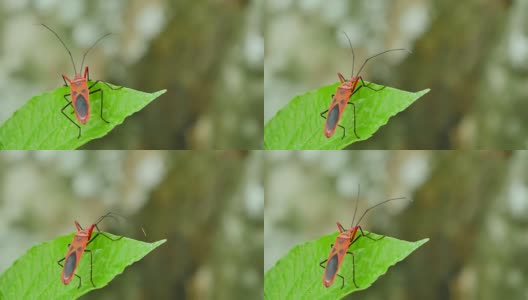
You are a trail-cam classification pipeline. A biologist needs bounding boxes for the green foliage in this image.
[264,82,429,149]
[0,233,166,300]
[0,83,166,149]
[264,231,428,300]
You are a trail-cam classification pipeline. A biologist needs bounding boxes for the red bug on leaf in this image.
[41,24,122,138]
[319,189,406,288]
[320,32,409,139]
[57,212,123,288]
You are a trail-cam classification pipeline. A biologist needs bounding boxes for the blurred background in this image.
[265,151,528,300]
[265,0,527,149]
[0,0,263,149]
[0,150,263,299]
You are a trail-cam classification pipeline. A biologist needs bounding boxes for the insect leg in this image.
[63,94,75,115]
[86,226,123,247]
[57,257,65,268]
[337,124,347,139]
[88,88,110,123]
[88,80,123,91]
[74,273,82,289]
[63,93,71,103]
[358,225,385,241]
[319,259,328,269]
[319,243,334,268]
[62,75,69,87]
[87,212,126,246]
[58,252,82,288]
[85,249,96,287]
[344,101,360,139]
[336,273,346,289]
[57,256,68,284]
[359,76,385,92]
[320,95,335,119]
[95,224,124,242]
[345,251,359,288]
[61,101,81,138]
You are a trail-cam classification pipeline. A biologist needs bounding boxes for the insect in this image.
[57,212,123,288]
[41,24,122,138]
[320,33,409,139]
[319,190,406,289]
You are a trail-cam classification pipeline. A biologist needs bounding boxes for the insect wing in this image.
[324,104,341,137]
[323,253,340,287]
[61,251,79,284]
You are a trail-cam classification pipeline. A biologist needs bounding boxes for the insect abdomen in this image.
[62,252,78,284]
[323,254,339,287]
[324,105,341,137]
[74,94,89,123]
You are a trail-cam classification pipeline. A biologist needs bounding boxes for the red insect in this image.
[319,191,406,289]
[321,33,409,139]
[57,212,123,288]
[41,24,122,139]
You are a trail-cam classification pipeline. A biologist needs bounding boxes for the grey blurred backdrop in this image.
[0,150,263,299]
[0,0,263,149]
[265,151,528,300]
[265,0,527,149]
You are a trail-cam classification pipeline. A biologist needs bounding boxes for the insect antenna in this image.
[355,48,411,78]
[350,184,361,228]
[342,32,355,78]
[41,24,77,74]
[93,212,146,237]
[80,32,112,73]
[94,211,122,225]
[354,196,407,228]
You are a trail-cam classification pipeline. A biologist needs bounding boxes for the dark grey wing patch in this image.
[324,254,339,281]
[75,94,88,118]
[325,105,340,131]
[63,252,77,278]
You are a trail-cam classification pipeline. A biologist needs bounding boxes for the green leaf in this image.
[0,83,166,149]
[264,231,428,300]
[0,233,166,300]
[264,82,429,149]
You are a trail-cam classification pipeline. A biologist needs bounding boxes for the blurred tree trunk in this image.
[83,151,263,300]
[346,151,512,300]
[353,0,512,149]
[86,0,257,149]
